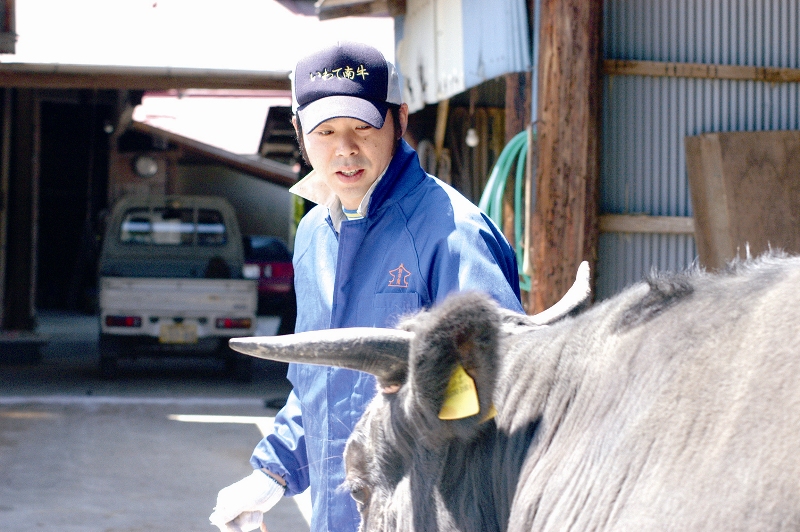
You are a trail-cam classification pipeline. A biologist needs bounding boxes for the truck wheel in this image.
[99,355,118,380]
[99,335,119,380]
[224,352,253,383]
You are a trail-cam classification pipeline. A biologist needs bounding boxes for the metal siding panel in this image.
[600,0,800,298]
[399,0,530,112]
[448,0,530,91]
[436,0,465,100]
[597,233,698,300]
[397,0,439,113]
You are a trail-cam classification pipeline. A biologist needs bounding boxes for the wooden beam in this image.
[0,63,291,91]
[604,59,800,83]
[530,0,603,313]
[4,89,38,331]
[130,122,298,188]
[599,214,695,234]
[316,0,405,19]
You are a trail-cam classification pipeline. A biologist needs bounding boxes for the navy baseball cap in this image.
[292,41,403,133]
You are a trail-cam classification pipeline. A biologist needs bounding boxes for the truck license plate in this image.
[159,323,198,344]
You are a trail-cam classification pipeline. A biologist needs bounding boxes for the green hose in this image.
[478,130,532,292]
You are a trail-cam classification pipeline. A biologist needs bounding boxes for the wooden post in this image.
[502,72,532,255]
[504,72,531,143]
[0,89,11,327]
[4,89,39,330]
[530,0,602,312]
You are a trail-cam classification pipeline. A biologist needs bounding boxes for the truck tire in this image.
[221,344,253,383]
[228,354,253,383]
[99,335,120,380]
[99,355,118,380]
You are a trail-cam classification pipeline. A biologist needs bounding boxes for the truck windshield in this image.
[119,206,228,246]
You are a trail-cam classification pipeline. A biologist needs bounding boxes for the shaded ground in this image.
[0,311,311,532]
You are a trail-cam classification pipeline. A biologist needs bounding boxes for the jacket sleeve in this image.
[429,213,524,313]
[249,389,310,496]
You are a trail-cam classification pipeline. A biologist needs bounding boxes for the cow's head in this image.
[231,263,590,531]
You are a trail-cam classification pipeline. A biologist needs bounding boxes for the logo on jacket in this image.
[388,264,411,288]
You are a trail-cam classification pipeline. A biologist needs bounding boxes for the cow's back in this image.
[501,255,800,531]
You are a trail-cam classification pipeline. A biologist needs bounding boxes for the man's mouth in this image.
[339,169,362,178]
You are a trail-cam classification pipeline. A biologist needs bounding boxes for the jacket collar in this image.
[289,139,425,231]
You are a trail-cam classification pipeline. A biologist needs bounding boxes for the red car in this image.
[242,236,296,334]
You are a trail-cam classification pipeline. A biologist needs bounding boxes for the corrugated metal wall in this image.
[598,0,800,299]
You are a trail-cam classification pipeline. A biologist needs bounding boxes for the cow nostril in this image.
[382,384,401,394]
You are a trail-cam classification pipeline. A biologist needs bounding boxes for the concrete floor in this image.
[0,311,312,532]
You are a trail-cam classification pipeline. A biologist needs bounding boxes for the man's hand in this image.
[210,470,285,532]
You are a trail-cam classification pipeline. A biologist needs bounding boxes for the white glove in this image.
[212,511,264,532]
[210,470,285,532]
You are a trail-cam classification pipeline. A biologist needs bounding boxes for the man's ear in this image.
[292,116,311,167]
[398,103,409,138]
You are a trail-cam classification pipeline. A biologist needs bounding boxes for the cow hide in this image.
[232,253,800,531]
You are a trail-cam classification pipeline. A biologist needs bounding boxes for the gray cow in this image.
[232,254,800,531]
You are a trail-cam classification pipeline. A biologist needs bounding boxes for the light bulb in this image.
[465,128,479,148]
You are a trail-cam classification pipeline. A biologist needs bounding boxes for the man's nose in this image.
[335,133,359,156]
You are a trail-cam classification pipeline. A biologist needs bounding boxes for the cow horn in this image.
[229,327,413,380]
[528,261,591,325]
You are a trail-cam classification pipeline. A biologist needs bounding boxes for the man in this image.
[210,41,523,532]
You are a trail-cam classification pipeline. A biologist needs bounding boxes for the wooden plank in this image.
[530,0,602,313]
[316,0,404,20]
[599,214,695,234]
[130,122,298,187]
[686,131,800,270]
[604,59,800,83]
[685,134,735,269]
[0,64,291,90]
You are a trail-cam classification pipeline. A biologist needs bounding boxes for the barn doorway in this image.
[36,94,114,313]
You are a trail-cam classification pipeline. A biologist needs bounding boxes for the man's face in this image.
[297,104,408,211]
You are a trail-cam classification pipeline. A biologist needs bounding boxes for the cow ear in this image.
[403,292,500,442]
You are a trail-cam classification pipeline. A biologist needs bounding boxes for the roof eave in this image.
[131,121,299,188]
[0,63,292,91]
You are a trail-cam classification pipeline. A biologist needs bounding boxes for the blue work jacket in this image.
[251,139,523,532]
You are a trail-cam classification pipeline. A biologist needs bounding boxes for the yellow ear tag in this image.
[438,364,480,420]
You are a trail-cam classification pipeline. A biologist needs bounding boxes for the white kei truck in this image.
[98,195,258,381]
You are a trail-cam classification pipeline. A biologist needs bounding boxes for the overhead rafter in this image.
[130,121,298,188]
[315,0,405,20]
[0,63,292,91]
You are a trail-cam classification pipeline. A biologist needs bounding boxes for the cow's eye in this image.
[350,485,370,506]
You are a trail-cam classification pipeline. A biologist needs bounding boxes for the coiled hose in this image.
[478,130,532,291]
